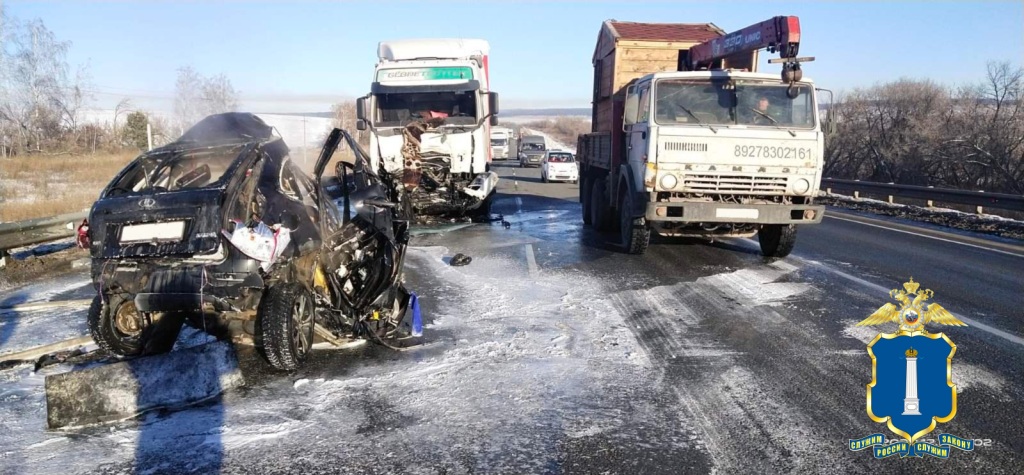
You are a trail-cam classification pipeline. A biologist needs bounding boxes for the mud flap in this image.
[43,340,244,430]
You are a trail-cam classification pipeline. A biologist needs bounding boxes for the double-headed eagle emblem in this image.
[856,278,966,334]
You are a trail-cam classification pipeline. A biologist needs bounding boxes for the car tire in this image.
[257,283,315,371]
[591,177,612,232]
[758,224,797,258]
[620,191,650,255]
[88,293,144,357]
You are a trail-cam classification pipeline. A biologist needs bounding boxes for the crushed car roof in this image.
[176,113,276,144]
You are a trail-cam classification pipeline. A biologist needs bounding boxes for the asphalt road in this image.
[3,160,1022,474]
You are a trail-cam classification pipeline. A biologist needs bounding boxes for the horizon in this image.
[4,1,1022,114]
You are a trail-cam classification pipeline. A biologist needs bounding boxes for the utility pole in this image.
[303,115,307,166]
[147,123,153,151]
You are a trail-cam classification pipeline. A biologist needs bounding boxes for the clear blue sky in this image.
[5,1,1023,113]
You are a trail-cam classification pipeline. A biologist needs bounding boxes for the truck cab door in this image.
[626,83,651,191]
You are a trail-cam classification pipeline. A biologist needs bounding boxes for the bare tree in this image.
[0,13,91,153]
[173,66,240,133]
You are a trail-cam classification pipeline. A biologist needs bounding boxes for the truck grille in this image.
[663,142,708,152]
[683,174,788,194]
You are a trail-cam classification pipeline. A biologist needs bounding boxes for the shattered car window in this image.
[106,144,247,196]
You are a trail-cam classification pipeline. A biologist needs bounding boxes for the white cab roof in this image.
[378,39,490,62]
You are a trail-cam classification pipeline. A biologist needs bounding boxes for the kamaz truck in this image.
[356,39,500,221]
[578,17,830,256]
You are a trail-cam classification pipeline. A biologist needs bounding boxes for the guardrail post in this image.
[927,200,934,208]
[0,249,9,269]
[853,191,860,199]
[977,205,984,214]
[826,187,832,194]
[888,195,894,204]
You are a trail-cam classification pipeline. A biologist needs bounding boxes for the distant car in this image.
[78,113,415,371]
[518,135,546,167]
[540,151,579,183]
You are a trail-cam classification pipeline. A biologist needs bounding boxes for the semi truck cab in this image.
[356,39,500,220]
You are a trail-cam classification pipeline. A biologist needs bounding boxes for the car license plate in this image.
[715,208,759,219]
[120,221,186,243]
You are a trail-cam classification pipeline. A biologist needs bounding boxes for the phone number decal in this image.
[734,145,814,160]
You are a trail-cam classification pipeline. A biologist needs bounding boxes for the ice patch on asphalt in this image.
[0,244,660,474]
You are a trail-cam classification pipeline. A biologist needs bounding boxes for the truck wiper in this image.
[677,104,718,134]
[750,108,797,136]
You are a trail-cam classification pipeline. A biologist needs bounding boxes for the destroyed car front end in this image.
[79,113,418,371]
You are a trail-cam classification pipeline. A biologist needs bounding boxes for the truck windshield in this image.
[374,90,478,127]
[491,138,507,146]
[654,79,816,129]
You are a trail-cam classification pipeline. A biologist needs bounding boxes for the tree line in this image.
[824,62,1024,194]
[0,8,238,156]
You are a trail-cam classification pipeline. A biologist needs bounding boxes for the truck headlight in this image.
[793,178,810,194]
[659,173,678,190]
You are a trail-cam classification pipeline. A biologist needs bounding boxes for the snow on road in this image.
[0,274,93,357]
[0,244,667,474]
[521,127,571,152]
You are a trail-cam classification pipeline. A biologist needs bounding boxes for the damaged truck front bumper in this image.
[645,201,825,224]
[463,171,499,202]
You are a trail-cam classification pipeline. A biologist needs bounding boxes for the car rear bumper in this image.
[644,201,825,224]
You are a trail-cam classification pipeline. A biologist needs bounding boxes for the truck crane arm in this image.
[687,16,813,95]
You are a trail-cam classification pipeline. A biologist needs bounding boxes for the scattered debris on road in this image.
[449,253,473,266]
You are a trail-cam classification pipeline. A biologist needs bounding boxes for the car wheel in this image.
[88,294,144,357]
[258,283,315,371]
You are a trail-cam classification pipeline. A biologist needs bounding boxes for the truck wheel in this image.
[581,176,593,224]
[88,294,144,357]
[620,192,650,255]
[257,283,315,371]
[591,177,613,231]
[758,224,797,258]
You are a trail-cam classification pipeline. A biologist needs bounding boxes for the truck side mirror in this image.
[355,96,368,131]
[356,96,366,121]
[489,92,499,126]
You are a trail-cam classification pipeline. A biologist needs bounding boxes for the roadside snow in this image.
[0,244,662,474]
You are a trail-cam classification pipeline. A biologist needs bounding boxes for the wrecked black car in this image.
[78,113,418,371]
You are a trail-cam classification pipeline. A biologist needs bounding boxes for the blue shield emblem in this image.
[867,332,957,443]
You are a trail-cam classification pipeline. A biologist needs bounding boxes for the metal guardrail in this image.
[0,211,88,256]
[821,179,1024,213]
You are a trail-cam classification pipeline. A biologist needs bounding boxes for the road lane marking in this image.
[824,214,1024,259]
[737,238,1024,347]
[524,244,538,277]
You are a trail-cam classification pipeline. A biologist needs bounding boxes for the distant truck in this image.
[490,126,513,159]
[517,134,546,168]
[577,17,828,256]
[355,38,500,220]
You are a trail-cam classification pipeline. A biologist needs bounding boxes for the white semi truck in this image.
[355,39,500,220]
[578,16,831,256]
[490,126,513,160]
